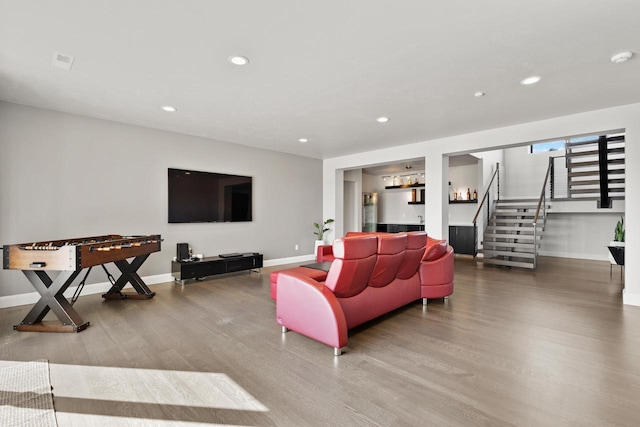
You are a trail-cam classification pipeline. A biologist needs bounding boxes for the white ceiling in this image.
[1,1,639,160]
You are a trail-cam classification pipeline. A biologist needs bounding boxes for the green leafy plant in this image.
[314,219,335,240]
[614,216,625,242]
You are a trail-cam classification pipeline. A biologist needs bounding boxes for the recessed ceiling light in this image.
[376,117,390,123]
[161,105,177,112]
[229,56,249,65]
[474,91,485,97]
[520,76,542,85]
[611,51,633,64]
[298,138,308,143]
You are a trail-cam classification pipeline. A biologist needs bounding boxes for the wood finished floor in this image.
[1,257,638,426]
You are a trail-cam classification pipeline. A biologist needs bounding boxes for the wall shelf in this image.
[408,201,425,205]
[449,200,478,204]
[384,183,425,190]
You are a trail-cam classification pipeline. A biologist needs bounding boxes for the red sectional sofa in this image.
[274,231,454,355]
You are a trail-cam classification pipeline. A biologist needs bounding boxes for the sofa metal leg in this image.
[281,326,288,333]
[422,298,427,306]
[334,347,342,356]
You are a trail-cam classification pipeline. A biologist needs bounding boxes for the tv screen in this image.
[168,168,252,223]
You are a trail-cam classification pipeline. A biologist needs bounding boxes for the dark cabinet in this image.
[172,253,263,283]
[377,223,425,233]
[449,226,477,256]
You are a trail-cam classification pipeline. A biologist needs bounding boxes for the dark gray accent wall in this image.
[0,102,322,297]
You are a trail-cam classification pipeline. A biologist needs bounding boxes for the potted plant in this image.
[609,216,625,265]
[314,219,334,257]
[614,216,625,243]
[314,218,334,242]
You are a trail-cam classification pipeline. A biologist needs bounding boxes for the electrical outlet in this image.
[295,244,299,251]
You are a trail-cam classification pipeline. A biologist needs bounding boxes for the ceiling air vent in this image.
[51,52,75,71]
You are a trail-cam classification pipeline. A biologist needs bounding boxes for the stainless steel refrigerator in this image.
[362,192,378,232]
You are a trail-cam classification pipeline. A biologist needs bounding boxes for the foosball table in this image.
[3,234,162,332]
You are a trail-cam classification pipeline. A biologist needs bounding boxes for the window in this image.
[530,133,621,153]
[530,140,565,153]
[568,135,599,144]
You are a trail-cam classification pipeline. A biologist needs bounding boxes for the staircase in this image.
[474,134,625,270]
[565,135,625,203]
[481,199,546,269]
[482,199,546,269]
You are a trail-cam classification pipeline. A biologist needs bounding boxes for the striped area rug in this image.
[0,360,57,427]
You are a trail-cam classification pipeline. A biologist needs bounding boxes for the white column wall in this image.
[623,122,639,305]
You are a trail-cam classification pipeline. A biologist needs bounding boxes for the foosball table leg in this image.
[102,255,156,300]
[16,269,90,333]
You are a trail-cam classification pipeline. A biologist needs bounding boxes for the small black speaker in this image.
[177,243,189,261]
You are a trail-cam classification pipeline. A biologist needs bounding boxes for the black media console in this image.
[171,253,263,284]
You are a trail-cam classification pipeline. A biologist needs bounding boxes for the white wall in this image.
[448,164,478,225]
[0,102,322,297]
[343,169,362,233]
[471,149,504,248]
[503,145,564,198]
[323,103,640,307]
[375,171,426,224]
[541,210,624,260]
[362,172,378,193]
[378,189,425,224]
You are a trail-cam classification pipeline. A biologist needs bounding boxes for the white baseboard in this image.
[536,250,608,262]
[623,289,640,307]
[263,254,315,268]
[0,273,174,309]
[0,256,316,309]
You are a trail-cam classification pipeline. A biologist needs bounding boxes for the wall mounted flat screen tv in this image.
[168,168,252,223]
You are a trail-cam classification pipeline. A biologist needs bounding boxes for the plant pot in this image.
[609,241,625,265]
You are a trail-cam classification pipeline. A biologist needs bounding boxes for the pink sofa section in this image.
[269,267,327,300]
[276,231,453,355]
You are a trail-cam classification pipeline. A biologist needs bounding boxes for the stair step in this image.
[566,135,624,148]
[494,212,536,218]
[480,258,535,269]
[485,225,535,232]
[569,178,625,186]
[496,198,539,203]
[568,169,625,178]
[565,147,625,157]
[486,223,539,229]
[567,158,625,168]
[484,233,540,241]
[495,208,538,212]
[566,140,598,149]
[483,241,539,250]
[483,249,535,258]
[493,204,542,210]
[571,188,626,195]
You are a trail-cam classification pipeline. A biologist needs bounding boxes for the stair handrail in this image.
[472,162,499,226]
[532,160,552,269]
[533,160,552,227]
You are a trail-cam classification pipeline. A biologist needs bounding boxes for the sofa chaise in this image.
[274,231,454,355]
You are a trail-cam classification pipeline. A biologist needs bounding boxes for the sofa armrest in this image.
[276,271,348,349]
[419,245,454,288]
[316,244,334,262]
